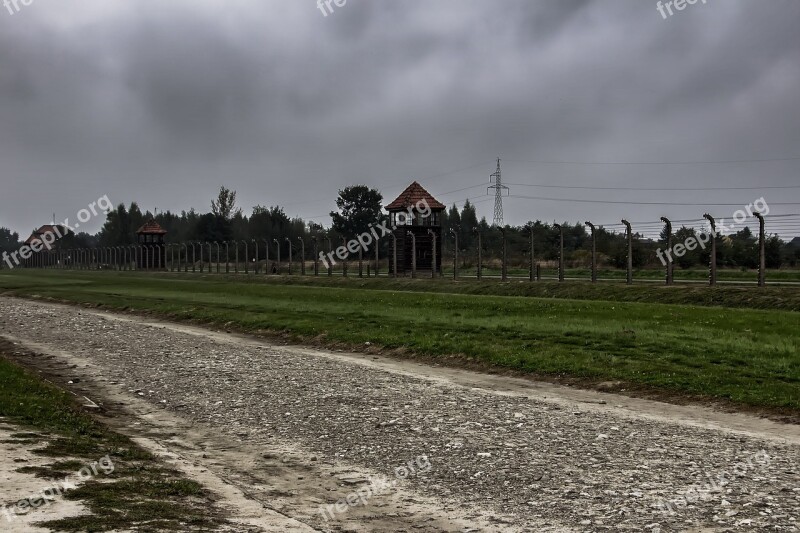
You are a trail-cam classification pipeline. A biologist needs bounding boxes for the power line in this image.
[504,156,800,166]
[436,183,487,197]
[508,194,800,207]
[283,160,495,211]
[419,160,496,181]
[504,182,800,192]
[441,195,494,211]
[381,160,495,196]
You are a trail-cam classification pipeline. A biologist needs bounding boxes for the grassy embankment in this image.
[0,270,798,412]
[0,340,227,531]
[455,266,800,283]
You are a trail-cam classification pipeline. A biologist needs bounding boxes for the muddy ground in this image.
[0,296,798,532]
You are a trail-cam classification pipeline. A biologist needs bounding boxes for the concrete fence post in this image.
[500,226,508,282]
[450,227,459,281]
[253,240,259,274]
[621,219,633,285]
[392,234,398,278]
[225,242,230,274]
[585,222,597,283]
[703,214,717,286]
[234,242,240,273]
[298,237,306,276]
[285,238,292,275]
[554,224,565,282]
[273,239,280,275]
[754,212,766,287]
[264,239,269,276]
[407,231,416,279]
[660,217,673,286]
[428,229,437,279]
[327,238,333,277]
[473,227,482,281]
[374,237,379,278]
[312,237,319,276]
[529,225,535,283]
[341,237,347,277]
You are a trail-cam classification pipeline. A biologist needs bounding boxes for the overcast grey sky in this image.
[2,0,799,238]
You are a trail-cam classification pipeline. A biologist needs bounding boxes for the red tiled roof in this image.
[385,181,446,211]
[36,224,63,235]
[136,220,168,235]
[24,225,68,245]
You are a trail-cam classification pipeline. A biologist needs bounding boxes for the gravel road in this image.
[0,297,798,532]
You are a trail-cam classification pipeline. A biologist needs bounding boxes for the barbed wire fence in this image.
[9,211,800,287]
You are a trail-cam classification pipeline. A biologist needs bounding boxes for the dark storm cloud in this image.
[1,0,799,238]
[124,22,261,149]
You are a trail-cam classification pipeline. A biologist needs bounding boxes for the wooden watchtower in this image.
[386,182,446,276]
[136,220,167,270]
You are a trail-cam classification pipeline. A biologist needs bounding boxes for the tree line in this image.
[2,185,799,269]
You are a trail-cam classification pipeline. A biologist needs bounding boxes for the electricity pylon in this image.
[487,157,509,227]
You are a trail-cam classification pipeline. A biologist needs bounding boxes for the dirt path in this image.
[0,422,92,532]
[0,297,798,532]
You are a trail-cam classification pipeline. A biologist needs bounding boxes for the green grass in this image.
[1,270,799,411]
[0,339,226,531]
[439,266,800,282]
[221,273,800,311]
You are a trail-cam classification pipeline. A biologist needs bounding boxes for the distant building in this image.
[18,224,71,267]
[790,237,800,249]
[24,224,69,248]
[136,220,168,269]
[385,181,446,276]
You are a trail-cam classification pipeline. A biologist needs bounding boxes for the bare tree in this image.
[211,186,242,221]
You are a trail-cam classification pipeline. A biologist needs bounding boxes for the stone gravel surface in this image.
[0,298,798,532]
